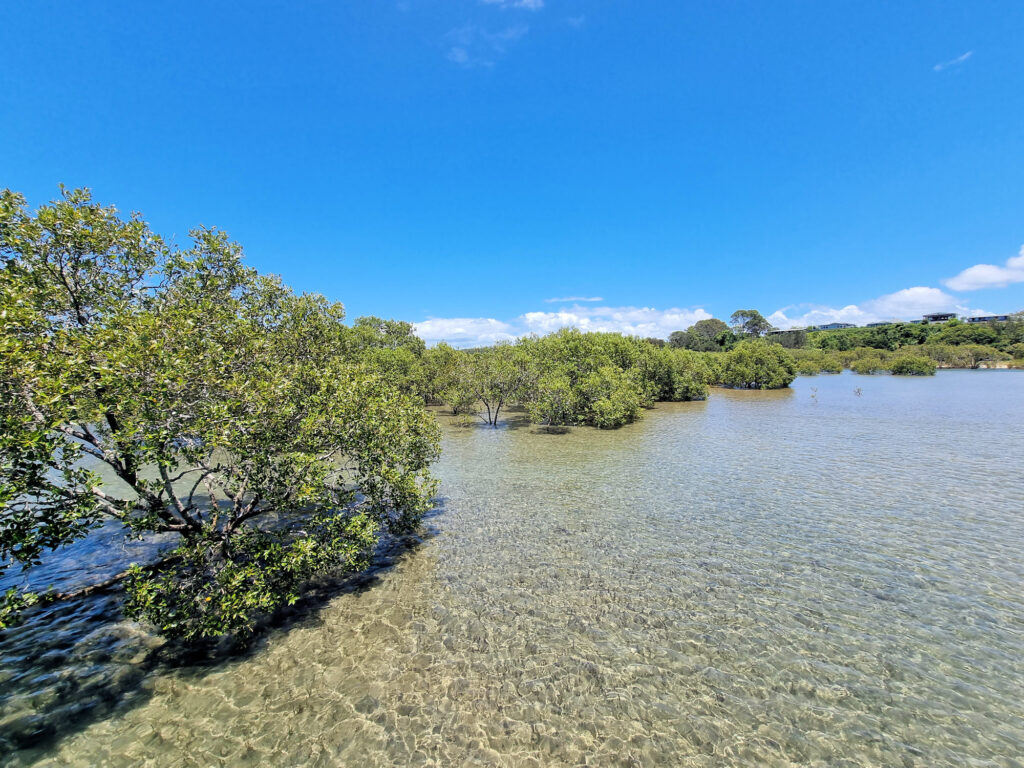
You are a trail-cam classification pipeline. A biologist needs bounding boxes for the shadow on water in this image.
[435,409,536,433]
[531,424,571,434]
[434,404,660,434]
[0,500,449,761]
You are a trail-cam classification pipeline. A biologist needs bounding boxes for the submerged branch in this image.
[37,554,183,605]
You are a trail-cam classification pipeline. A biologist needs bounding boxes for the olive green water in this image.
[3,371,1024,767]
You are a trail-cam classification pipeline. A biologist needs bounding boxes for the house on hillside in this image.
[922,312,957,323]
[813,322,857,331]
[965,314,1011,323]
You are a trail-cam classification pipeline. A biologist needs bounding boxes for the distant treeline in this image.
[808,317,1024,353]
[666,309,1024,353]
[663,309,1024,374]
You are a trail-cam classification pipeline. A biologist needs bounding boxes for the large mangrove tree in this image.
[0,187,439,639]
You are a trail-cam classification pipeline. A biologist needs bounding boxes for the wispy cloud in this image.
[445,23,529,67]
[447,47,471,66]
[481,0,544,9]
[943,245,1024,291]
[933,50,973,72]
[567,15,586,28]
[544,295,603,303]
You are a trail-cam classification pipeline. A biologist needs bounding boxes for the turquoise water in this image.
[2,370,1023,766]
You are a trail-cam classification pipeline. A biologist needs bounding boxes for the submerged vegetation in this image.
[788,342,1014,375]
[417,334,797,430]
[717,341,797,389]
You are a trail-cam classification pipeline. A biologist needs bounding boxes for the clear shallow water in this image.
[3,370,1024,767]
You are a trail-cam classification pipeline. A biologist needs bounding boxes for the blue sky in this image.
[2,1,1022,344]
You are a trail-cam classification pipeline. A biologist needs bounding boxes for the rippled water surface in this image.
[3,371,1024,767]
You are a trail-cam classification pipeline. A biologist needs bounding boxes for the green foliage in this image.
[797,343,1005,375]
[657,348,712,401]
[770,329,808,349]
[520,329,713,428]
[696,351,724,382]
[0,187,439,636]
[889,356,937,376]
[360,346,421,396]
[796,358,820,376]
[790,349,843,375]
[528,371,580,427]
[421,329,711,429]
[921,343,1008,369]
[521,329,644,427]
[345,315,426,357]
[422,342,476,413]
[810,315,1024,354]
[470,344,534,426]
[850,355,887,374]
[730,309,773,338]
[668,318,733,351]
[581,366,645,429]
[928,322,999,347]
[123,512,380,640]
[667,330,688,348]
[1,588,40,629]
[1006,314,1024,346]
[693,318,730,340]
[820,355,843,373]
[718,341,797,389]
[812,323,931,351]
[834,343,1010,373]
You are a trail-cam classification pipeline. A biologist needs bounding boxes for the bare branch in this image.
[157,463,202,531]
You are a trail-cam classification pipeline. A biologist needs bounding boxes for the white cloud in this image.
[416,274,1014,347]
[933,51,973,72]
[413,317,516,346]
[767,304,868,330]
[520,305,713,338]
[544,295,603,303]
[445,23,529,67]
[864,286,960,317]
[768,286,988,329]
[413,304,712,346]
[567,15,586,27]
[943,245,1024,291]
[481,0,544,9]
